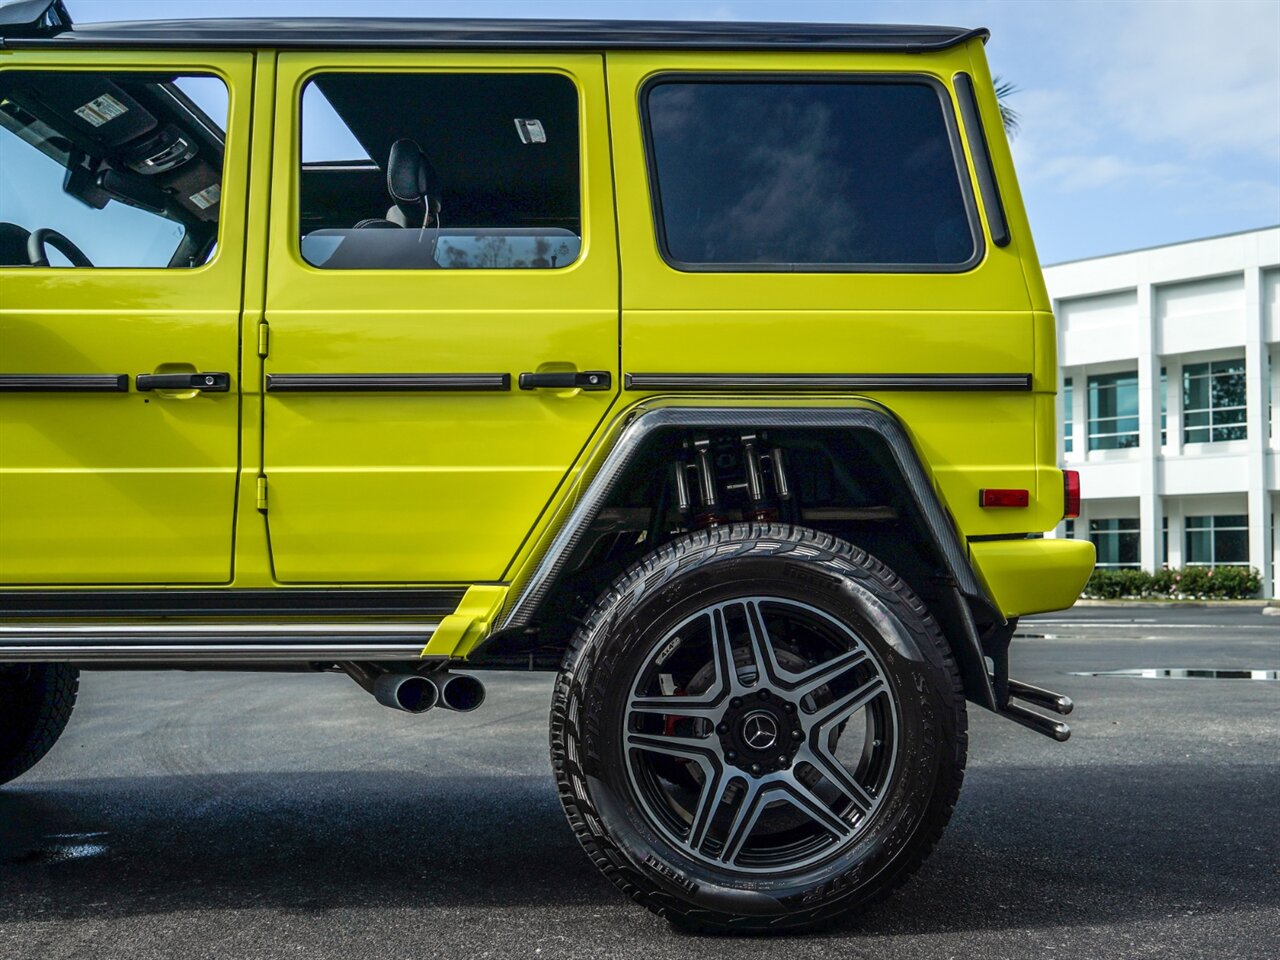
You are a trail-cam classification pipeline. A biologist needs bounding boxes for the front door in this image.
[262,53,619,582]
[0,52,252,583]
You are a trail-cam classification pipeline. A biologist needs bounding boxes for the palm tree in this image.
[993,75,1020,138]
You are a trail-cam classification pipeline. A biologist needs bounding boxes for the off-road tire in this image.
[550,523,966,933]
[0,664,79,786]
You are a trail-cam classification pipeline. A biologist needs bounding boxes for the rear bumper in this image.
[969,538,1096,618]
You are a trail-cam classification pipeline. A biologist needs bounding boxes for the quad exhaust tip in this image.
[373,672,439,713]
[430,671,486,712]
[365,669,486,714]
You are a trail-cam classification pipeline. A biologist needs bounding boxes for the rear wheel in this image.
[551,524,966,932]
[0,664,79,786]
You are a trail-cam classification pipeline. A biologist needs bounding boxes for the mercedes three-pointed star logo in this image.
[742,712,779,751]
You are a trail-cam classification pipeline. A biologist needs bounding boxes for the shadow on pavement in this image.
[1,762,1275,935]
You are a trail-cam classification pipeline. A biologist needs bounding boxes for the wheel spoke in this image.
[718,778,766,864]
[808,675,886,730]
[742,600,787,687]
[628,696,723,719]
[625,731,717,762]
[794,743,875,814]
[789,647,870,702]
[686,761,737,853]
[775,775,857,840]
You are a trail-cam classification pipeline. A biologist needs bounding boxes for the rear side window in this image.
[0,71,227,268]
[298,72,581,271]
[643,77,979,271]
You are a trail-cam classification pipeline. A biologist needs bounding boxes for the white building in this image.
[1044,225,1280,598]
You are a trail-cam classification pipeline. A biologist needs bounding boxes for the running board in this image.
[997,677,1073,742]
[0,622,436,663]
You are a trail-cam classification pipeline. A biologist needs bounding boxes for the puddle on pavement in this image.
[4,831,109,866]
[1069,668,1279,681]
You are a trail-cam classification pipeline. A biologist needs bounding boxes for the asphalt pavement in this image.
[1,605,1277,960]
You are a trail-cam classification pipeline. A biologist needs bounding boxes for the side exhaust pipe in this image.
[429,671,486,712]
[374,672,439,714]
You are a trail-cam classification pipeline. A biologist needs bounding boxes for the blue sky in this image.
[69,0,1280,264]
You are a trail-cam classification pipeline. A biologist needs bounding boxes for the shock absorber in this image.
[740,433,778,522]
[689,436,726,528]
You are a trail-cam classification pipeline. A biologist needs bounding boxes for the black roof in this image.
[1,17,987,53]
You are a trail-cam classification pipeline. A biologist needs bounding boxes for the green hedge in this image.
[1083,566,1262,600]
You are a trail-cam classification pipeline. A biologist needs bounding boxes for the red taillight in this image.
[1063,470,1081,519]
[979,488,1029,508]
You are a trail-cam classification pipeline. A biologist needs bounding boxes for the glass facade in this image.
[1088,372,1140,450]
[1063,378,1074,454]
[1183,359,1247,443]
[1089,518,1141,568]
[1184,515,1249,565]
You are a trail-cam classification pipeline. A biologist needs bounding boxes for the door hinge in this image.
[257,322,270,358]
[256,475,268,512]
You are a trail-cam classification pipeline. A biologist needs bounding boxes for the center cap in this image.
[741,711,779,750]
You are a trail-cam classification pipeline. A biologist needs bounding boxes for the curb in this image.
[1073,599,1277,610]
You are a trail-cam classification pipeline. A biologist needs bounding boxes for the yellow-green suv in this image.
[0,1,1093,932]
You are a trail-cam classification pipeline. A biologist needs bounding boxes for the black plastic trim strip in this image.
[954,72,1010,248]
[638,72,984,274]
[0,588,467,619]
[0,374,128,393]
[624,373,1032,392]
[3,19,990,53]
[266,373,510,393]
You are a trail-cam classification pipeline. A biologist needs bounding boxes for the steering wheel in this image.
[28,228,94,268]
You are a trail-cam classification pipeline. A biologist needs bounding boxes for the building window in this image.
[1063,378,1074,454]
[1064,519,1075,539]
[1088,372,1139,450]
[1184,515,1249,565]
[1160,367,1167,446]
[1090,518,1141,567]
[1183,359,1246,443]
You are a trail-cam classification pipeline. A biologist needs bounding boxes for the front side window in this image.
[1183,358,1246,443]
[1089,518,1140,568]
[0,71,226,268]
[298,72,581,271]
[643,77,979,270]
[1185,514,1249,565]
[1088,372,1139,450]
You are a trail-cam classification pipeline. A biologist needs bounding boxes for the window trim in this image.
[637,71,985,275]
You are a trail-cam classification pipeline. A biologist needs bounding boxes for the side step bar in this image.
[998,678,1074,742]
[0,622,436,663]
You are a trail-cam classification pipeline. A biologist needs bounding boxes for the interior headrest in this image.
[386,139,441,223]
[0,222,32,266]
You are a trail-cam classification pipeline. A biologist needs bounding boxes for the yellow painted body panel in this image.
[0,37,1092,623]
[971,538,1097,617]
[0,50,254,584]
[261,53,620,583]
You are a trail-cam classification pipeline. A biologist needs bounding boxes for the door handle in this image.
[135,372,230,392]
[518,370,611,391]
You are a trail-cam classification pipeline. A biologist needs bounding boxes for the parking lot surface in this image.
[1,606,1276,959]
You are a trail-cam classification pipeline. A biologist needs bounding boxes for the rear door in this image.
[0,51,252,583]
[262,53,618,582]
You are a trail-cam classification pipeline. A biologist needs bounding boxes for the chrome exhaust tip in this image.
[430,671,486,712]
[373,672,439,713]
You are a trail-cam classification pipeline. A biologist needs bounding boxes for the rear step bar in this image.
[0,622,436,662]
[998,677,1074,742]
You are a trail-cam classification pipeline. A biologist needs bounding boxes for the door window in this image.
[297,71,581,270]
[0,72,227,268]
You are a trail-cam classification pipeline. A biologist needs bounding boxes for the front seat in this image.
[354,138,442,229]
[0,222,32,266]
